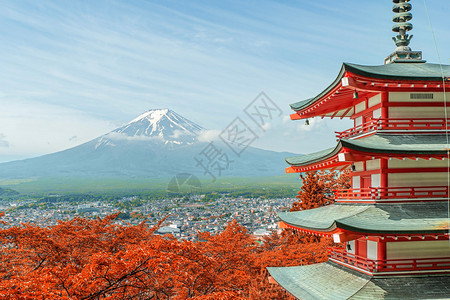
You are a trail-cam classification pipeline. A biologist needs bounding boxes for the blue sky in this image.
[0,0,449,162]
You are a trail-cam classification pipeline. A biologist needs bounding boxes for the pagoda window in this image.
[386,240,450,260]
[410,93,434,100]
[346,240,355,254]
[367,240,378,261]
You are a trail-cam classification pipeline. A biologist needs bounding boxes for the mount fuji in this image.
[0,109,296,180]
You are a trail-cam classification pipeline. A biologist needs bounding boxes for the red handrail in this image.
[335,118,450,139]
[333,188,376,199]
[334,186,448,200]
[329,247,450,273]
[378,118,450,131]
[329,247,376,271]
[335,119,379,139]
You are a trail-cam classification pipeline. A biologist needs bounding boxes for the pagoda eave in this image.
[286,134,449,172]
[290,62,450,120]
[278,203,450,235]
[280,219,450,238]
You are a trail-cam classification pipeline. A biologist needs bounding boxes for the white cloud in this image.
[198,129,221,142]
[282,115,291,124]
[261,122,271,131]
[171,129,186,139]
[105,132,163,142]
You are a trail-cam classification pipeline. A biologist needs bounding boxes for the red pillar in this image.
[380,158,388,198]
[379,91,389,199]
[377,239,387,271]
[380,92,389,129]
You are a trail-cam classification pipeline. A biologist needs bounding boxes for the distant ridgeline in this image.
[0,109,296,182]
[0,187,19,197]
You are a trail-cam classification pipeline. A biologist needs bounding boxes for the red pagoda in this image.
[268,1,450,298]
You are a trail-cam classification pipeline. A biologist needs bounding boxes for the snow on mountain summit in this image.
[128,108,170,125]
[100,109,205,146]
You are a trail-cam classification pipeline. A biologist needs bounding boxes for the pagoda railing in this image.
[335,118,450,139]
[334,186,448,200]
[329,248,450,274]
[335,119,379,139]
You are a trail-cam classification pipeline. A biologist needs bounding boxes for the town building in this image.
[268,1,450,298]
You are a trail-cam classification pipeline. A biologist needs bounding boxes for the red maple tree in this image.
[0,171,348,299]
[291,170,350,211]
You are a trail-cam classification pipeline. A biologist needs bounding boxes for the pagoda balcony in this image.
[334,186,448,202]
[329,247,450,275]
[335,118,450,139]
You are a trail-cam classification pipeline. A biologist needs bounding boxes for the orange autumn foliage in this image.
[0,215,331,299]
[291,170,350,211]
[0,172,346,299]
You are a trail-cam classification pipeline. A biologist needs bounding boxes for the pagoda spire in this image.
[392,0,413,49]
[384,0,425,64]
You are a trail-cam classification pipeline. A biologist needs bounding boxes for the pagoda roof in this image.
[286,133,448,167]
[290,62,450,112]
[267,261,450,300]
[278,202,450,234]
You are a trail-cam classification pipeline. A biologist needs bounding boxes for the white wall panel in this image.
[387,241,450,259]
[373,108,382,119]
[352,176,360,189]
[389,92,450,102]
[388,158,447,169]
[355,116,363,126]
[367,240,378,260]
[355,102,366,114]
[388,172,447,187]
[389,107,450,118]
[371,174,381,188]
[354,162,364,172]
[366,159,380,171]
[368,94,382,107]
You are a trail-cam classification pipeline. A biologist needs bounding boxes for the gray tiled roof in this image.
[268,261,450,299]
[351,275,450,299]
[286,134,449,166]
[267,262,371,300]
[344,62,450,81]
[290,62,450,111]
[279,203,450,234]
[286,147,336,166]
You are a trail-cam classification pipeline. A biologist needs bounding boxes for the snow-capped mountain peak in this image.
[98,109,205,147]
[0,108,297,180]
[127,108,170,125]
